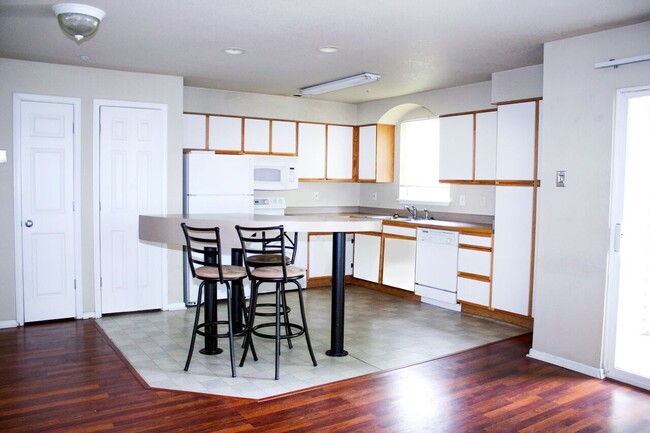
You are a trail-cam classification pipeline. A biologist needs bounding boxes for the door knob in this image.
[25,220,33,228]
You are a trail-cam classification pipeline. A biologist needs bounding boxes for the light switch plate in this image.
[556,170,566,187]
[0,150,7,163]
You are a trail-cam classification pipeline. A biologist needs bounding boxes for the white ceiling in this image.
[1,1,649,104]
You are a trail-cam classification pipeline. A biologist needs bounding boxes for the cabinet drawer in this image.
[459,234,492,248]
[457,277,490,306]
[382,224,416,238]
[458,248,491,276]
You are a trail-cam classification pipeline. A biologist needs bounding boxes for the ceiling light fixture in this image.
[298,73,381,97]
[223,48,245,55]
[52,3,105,43]
[318,46,339,53]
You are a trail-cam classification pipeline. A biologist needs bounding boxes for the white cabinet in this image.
[358,125,377,181]
[326,125,354,180]
[307,234,353,279]
[357,124,394,183]
[352,234,381,283]
[474,111,498,180]
[457,278,490,307]
[439,110,497,182]
[271,120,297,155]
[439,114,474,180]
[456,233,493,308]
[182,114,206,149]
[496,101,537,180]
[381,237,416,291]
[458,248,491,276]
[209,116,242,152]
[298,123,326,179]
[243,118,270,153]
[492,186,534,316]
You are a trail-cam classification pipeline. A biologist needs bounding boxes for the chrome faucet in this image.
[405,205,417,219]
[424,209,429,220]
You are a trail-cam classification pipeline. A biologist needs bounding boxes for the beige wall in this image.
[0,58,184,322]
[532,21,650,370]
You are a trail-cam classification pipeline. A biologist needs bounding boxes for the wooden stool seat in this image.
[195,265,248,280]
[247,254,291,267]
[251,265,305,279]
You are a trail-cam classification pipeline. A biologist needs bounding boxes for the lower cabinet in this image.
[307,233,353,281]
[352,233,381,283]
[381,236,416,291]
[456,233,493,308]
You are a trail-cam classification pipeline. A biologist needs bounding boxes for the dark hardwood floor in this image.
[1,320,649,432]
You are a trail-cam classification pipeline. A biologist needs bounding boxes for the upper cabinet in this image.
[243,118,270,153]
[297,122,327,180]
[495,101,537,181]
[182,114,207,149]
[209,115,243,152]
[271,120,297,155]
[326,125,354,180]
[438,110,497,183]
[358,124,394,183]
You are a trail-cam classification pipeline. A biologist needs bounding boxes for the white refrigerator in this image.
[183,152,254,305]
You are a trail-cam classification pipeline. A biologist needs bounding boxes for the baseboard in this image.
[0,320,20,329]
[80,312,97,320]
[166,303,187,311]
[527,349,605,379]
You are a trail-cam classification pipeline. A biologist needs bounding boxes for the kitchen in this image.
[1,2,650,428]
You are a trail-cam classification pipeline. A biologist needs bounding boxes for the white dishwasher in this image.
[414,228,460,311]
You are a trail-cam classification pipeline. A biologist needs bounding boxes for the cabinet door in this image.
[183,114,207,149]
[209,116,243,152]
[243,118,270,153]
[326,125,354,180]
[496,102,536,180]
[358,125,377,181]
[492,186,534,315]
[458,248,491,276]
[271,120,297,155]
[352,234,381,282]
[439,114,474,180]
[298,123,326,179]
[382,237,416,291]
[308,234,353,278]
[474,111,497,180]
[457,278,490,307]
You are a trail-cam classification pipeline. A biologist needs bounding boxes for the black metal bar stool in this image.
[236,225,317,380]
[181,223,256,377]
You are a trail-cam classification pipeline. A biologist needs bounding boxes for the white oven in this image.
[253,156,298,190]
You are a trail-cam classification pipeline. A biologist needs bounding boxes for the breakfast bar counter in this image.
[139,213,383,357]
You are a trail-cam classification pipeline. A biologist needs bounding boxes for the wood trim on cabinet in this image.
[457,271,491,282]
[472,113,477,180]
[203,114,209,149]
[307,275,354,288]
[494,180,540,187]
[375,124,395,183]
[382,233,416,241]
[352,126,359,182]
[439,179,497,185]
[495,97,542,106]
[348,277,421,302]
[461,303,533,329]
[458,244,492,252]
[438,108,497,118]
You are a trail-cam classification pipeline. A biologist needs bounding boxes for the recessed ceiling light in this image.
[79,55,91,61]
[318,46,339,53]
[223,48,245,55]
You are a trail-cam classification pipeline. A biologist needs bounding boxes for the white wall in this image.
[184,86,361,207]
[532,21,650,370]
[492,64,543,104]
[0,58,184,321]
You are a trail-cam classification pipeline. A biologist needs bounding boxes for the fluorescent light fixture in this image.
[594,54,650,69]
[298,73,381,96]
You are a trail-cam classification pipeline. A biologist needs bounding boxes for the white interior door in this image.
[606,87,650,391]
[100,105,164,314]
[19,99,76,322]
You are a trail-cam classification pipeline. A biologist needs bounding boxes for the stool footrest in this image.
[252,322,305,340]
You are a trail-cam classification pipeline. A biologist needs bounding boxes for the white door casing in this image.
[13,95,81,324]
[98,104,166,314]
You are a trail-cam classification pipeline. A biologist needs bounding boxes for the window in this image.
[398,118,450,204]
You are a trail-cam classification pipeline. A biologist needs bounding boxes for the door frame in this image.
[604,84,650,390]
[92,99,169,317]
[12,93,83,325]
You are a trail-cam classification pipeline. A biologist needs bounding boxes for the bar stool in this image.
[181,223,256,377]
[236,225,317,380]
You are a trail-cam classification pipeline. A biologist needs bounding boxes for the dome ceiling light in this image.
[52,3,106,43]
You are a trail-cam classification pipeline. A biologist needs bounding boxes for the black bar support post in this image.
[326,231,348,357]
[200,246,222,355]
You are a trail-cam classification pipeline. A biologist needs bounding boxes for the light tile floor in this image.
[97,285,527,400]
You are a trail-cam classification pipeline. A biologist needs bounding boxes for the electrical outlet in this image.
[313,192,319,200]
[372,192,377,201]
[556,170,566,187]
[480,196,486,207]
[459,195,466,206]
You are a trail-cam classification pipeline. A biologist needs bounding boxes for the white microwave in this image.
[253,156,299,190]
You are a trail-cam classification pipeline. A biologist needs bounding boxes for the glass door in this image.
[605,86,650,390]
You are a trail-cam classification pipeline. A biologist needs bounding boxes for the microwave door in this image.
[254,166,283,190]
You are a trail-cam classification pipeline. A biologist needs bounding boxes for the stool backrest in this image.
[181,223,225,282]
[235,225,290,280]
